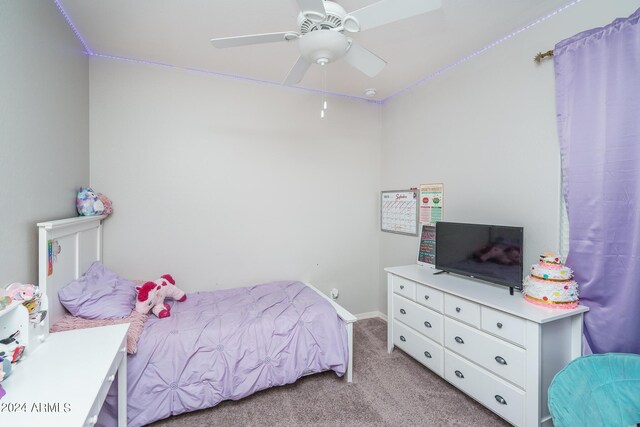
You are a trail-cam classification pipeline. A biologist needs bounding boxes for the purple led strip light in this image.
[53,0,93,55]
[91,53,384,104]
[382,0,583,102]
[55,0,581,104]
[53,0,378,103]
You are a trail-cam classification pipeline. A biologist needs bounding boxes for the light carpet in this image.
[150,317,508,426]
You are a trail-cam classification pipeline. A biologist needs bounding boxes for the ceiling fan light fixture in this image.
[210,0,445,89]
[298,30,349,64]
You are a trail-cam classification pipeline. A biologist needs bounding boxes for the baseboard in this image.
[354,311,387,322]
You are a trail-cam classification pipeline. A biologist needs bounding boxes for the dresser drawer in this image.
[444,317,525,388]
[393,320,443,377]
[416,284,444,313]
[444,350,524,426]
[393,294,443,344]
[392,276,416,300]
[444,294,480,328]
[481,306,526,348]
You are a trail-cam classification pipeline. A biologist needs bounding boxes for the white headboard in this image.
[38,216,106,328]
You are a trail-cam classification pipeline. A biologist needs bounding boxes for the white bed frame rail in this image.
[38,216,356,383]
[305,282,356,383]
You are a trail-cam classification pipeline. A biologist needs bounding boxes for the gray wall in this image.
[89,58,382,315]
[378,0,640,313]
[0,1,90,285]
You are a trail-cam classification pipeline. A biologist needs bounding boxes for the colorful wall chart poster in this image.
[417,223,437,266]
[380,190,419,236]
[419,183,444,224]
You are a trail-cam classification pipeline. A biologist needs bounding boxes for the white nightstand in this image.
[1,323,129,426]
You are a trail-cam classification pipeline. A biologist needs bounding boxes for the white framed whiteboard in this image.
[380,189,419,236]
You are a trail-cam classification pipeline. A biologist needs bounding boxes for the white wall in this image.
[378,0,640,313]
[90,58,382,314]
[0,1,89,285]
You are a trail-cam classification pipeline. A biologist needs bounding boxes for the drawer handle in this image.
[87,414,98,426]
[495,356,508,365]
[424,295,430,300]
[495,395,507,405]
[400,285,405,290]
[424,351,432,358]
[454,336,464,344]
[400,308,406,315]
[456,307,461,313]
[424,321,432,328]
[497,322,503,329]
[400,335,406,342]
[454,370,464,379]
[107,374,116,382]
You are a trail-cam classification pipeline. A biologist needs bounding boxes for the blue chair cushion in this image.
[548,353,640,427]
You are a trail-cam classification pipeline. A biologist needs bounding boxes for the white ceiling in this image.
[58,0,574,100]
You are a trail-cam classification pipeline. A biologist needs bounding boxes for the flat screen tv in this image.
[435,222,524,291]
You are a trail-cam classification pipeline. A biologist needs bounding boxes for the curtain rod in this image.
[534,49,554,63]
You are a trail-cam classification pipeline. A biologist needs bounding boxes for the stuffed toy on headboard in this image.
[77,187,104,216]
[77,187,112,216]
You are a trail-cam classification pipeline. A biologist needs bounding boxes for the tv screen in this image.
[435,222,523,289]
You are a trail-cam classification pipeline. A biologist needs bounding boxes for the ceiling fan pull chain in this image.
[321,66,327,118]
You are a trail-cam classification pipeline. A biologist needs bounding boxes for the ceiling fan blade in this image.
[283,56,312,85]
[347,0,442,32]
[297,0,327,22]
[343,42,386,78]
[210,32,294,49]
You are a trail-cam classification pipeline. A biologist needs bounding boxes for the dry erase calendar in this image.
[380,190,419,236]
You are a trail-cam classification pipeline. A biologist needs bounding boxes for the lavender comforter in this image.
[99,281,348,427]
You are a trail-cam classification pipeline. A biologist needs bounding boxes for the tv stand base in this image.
[433,270,448,275]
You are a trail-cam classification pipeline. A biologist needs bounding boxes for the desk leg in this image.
[118,348,127,427]
[346,322,353,383]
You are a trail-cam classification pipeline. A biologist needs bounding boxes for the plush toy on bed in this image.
[134,274,187,319]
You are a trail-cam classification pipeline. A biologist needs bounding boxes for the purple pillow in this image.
[58,261,136,320]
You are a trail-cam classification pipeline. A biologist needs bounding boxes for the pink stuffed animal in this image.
[134,274,186,319]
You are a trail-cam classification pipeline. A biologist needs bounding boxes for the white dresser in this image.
[386,265,588,427]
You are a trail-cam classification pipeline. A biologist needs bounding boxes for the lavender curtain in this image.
[555,8,640,355]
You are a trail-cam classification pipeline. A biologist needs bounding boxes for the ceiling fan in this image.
[210,0,442,85]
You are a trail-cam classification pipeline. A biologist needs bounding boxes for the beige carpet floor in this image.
[150,318,509,426]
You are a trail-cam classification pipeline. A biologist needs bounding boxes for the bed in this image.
[37,216,356,426]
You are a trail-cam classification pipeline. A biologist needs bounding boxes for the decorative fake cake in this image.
[523,253,579,309]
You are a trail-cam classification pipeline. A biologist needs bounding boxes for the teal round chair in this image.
[548,353,640,427]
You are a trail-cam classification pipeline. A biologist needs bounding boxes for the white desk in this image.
[1,323,128,427]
